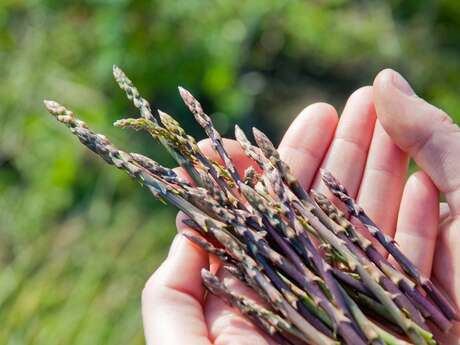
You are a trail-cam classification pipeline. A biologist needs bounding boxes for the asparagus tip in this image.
[252,127,278,157]
[201,268,219,289]
[177,86,195,108]
[178,86,209,126]
[113,118,151,131]
[320,169,338,187]
[157,109,168,117]
[234,124,249,143]
[112,64,125,79]
[252,126,266,140]
[49,66,453,345]
[43,99,64,114]
[44,101,76,127]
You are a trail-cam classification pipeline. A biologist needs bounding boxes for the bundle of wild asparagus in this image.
[44,66,459,345]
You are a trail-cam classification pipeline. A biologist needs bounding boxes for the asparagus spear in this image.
[178,86,242,185]
[312,190,452,333]
[201,268,308,344]
[246,126,434,342]
[46,69,460,345]
[112,65,204,186]
[321,170,459,322]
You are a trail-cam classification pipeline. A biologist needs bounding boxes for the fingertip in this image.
[345,86,375,119]
[406,171,439,201]
[397,173,439,238]
[373,69,414,110]
[373,68,397,89]
[176,210,192,232]
[335,85,376,145]
[373,68,414,95]
[197,138,212,150]
[281,102,338,149]
[344,85,374,113]
[196,138,214,158]
[348,85,373,101]
[278,102,338,188]
[297,102,339,129]
[372,69,389,103]
[404,171,440,221]
[197,138,242,155]
[372,69,429,155]
[313,85,376,197]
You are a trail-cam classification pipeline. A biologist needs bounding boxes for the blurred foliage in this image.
[0,0,459,344]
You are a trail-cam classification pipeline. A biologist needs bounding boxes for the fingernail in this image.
[391,70,415,96]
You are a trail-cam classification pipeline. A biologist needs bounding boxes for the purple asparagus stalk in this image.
[309,190,430,331]
[178,86,242,185]
[312,190,452,333]
[321,169,459,322]
[201,269,309,345]
[47,67,460,345]
[237,183,367,345]
[249,126,433,341]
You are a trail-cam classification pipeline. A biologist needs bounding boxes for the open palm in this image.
[141,69,460,345]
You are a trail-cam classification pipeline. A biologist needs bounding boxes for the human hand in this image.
[372,69,460,344]
[141,69,459,344]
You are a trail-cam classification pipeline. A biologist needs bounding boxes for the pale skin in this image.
[141,69,460,345]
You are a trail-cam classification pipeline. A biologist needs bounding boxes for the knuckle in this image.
[436,107,453,125]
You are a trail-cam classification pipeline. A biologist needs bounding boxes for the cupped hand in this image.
[141,69,460,345]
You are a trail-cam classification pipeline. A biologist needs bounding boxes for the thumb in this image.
[373,69,460,215]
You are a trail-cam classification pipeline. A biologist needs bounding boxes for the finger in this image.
[199,138,260,176]
[313,86,376,198]
[391,171,439,276]
[174,138,261,182]
[433,218,460,318]
[173,138,258,272]
[178,210,277,344]
[176,200,277,344]
[142,223,211,345]
[278,103,338,189]
[374,69,460,216]
[204,269,278,345]
[353,122,408,241]
[374,69,460,314]
[160,139,272,344]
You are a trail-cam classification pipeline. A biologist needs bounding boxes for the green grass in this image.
[1,1,460,343]
[0,202,175,345]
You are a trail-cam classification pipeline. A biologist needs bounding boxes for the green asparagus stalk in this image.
[312,190,452,333]
[112,65,204,186]
[178,87,242,185]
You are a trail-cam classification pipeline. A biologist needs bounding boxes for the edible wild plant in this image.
[44,66,459,345]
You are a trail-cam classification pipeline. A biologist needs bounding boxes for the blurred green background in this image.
[1,1,459,344]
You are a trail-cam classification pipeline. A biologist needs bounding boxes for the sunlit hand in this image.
[141,69,459,345]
